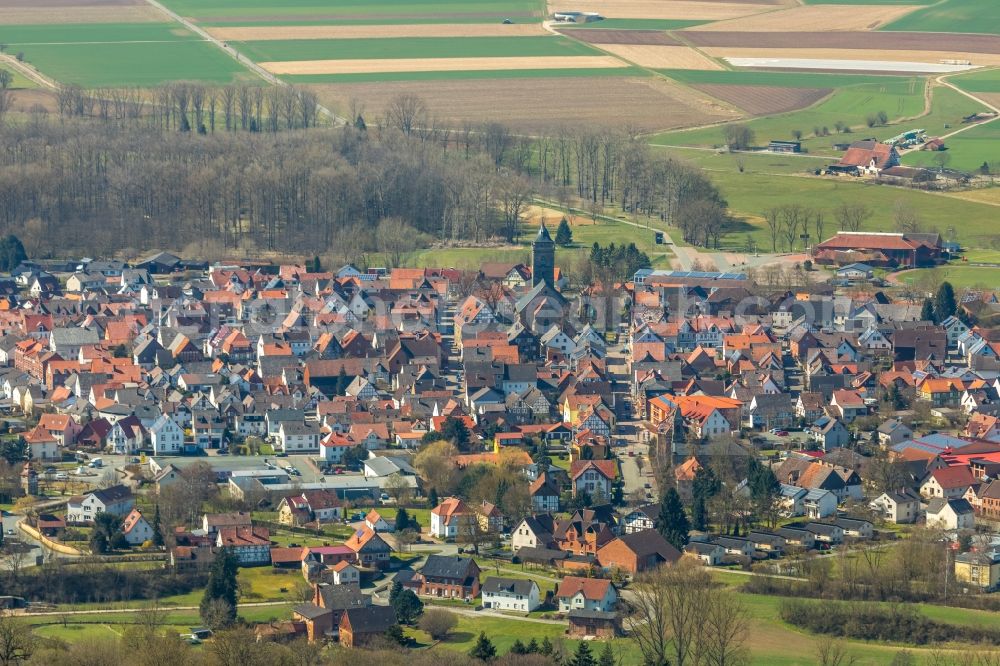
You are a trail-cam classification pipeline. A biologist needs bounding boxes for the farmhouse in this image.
[833,139,899,175]
[812,232,943,268]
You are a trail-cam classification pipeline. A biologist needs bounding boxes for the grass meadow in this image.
[653,148,1000,249]
[653,77,928,155]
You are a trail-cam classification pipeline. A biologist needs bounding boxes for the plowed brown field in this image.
[692,83,830,115]
[311,76,737,132]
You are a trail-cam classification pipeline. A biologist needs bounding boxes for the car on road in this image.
[628,451,635,457]
[644,482,652,489]
[55,472,69,481]
[5,528,14,535]
[772,430,789,437]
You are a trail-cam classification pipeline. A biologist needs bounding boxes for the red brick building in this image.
[596,529,682,576]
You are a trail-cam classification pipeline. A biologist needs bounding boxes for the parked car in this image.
[55,472,69,481]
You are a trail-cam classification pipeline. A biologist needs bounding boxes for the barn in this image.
[812,232,942,268]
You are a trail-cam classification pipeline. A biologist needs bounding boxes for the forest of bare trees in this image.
[0,88,732,260]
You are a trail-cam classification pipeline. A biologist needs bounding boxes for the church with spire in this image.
[531,221,555,288]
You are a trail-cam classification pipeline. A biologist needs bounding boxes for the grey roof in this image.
[419,555,479,581]
[926,498,974,515]
[51,327,100,346]
[293,603,330,620]
[342,605,396,633]
[481,576,537,596]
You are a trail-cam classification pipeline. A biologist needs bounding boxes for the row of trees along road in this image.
[0,91,731,260]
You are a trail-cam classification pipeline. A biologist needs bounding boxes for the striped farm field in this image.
[233,35,598,62]
[261,55,624,75]
[685,4,921,32]
[206,23,548,40]
[158,0,543,20]
[547,0,779,21]
[0,21,256,86]
[0,23,199,44]
[596,44,723,70]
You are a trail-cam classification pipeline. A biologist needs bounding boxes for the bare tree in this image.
[0,612,34,665]
[834,202,872,232]
[892,199,921,233]
[815,637,857,666]
[697,590,749,666]
[385,93,426,135]
[763,207,782,252]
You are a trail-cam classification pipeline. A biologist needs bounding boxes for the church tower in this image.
[531,222,555,288]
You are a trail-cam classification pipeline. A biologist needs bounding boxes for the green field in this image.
[17,41,254,87]
[653,149,1000,249]
[882,0,1000,34]
[159,0,543,19]
[0,23,198,45]
[653,78,927,155]
[661,70,916,89]
[560,18,706,30]
[284,66,642,83]
[802,0,935,4]
[235,35,597,62]
[900,265,1000,289]
[2,22,254,87]
[951,67,1000,93]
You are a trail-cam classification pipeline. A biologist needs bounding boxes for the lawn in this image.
[160,0,543,20]
[405,216,673,271]
[1,69,36,90]
[234,35,598,63]
[882,0,1000,34]
[899,265,1000,289]
[238,566,304,601]
[652,78,927,156]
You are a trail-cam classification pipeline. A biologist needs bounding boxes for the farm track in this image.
[138,0,347,125]
[0,54,58,89]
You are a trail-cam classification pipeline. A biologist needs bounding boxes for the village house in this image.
[481,576,540,612]
[556,576,618,613]
[66,485,134,524]
[216,526,272,566]
[411,555,481,600]
[926,498,975,530]
[869,488,921,524]
[596,529,682,576]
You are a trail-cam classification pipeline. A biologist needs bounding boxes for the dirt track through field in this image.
[0,5,161,23]
[261,55,627,75]
[597,44,723,69]
[686,4,920,31]
[692,83,830,115]
[207,23,548,41]
[310,75,737,132]
[547,0,777,21]
[705,46,1000,67]
[684,31,1000,54]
